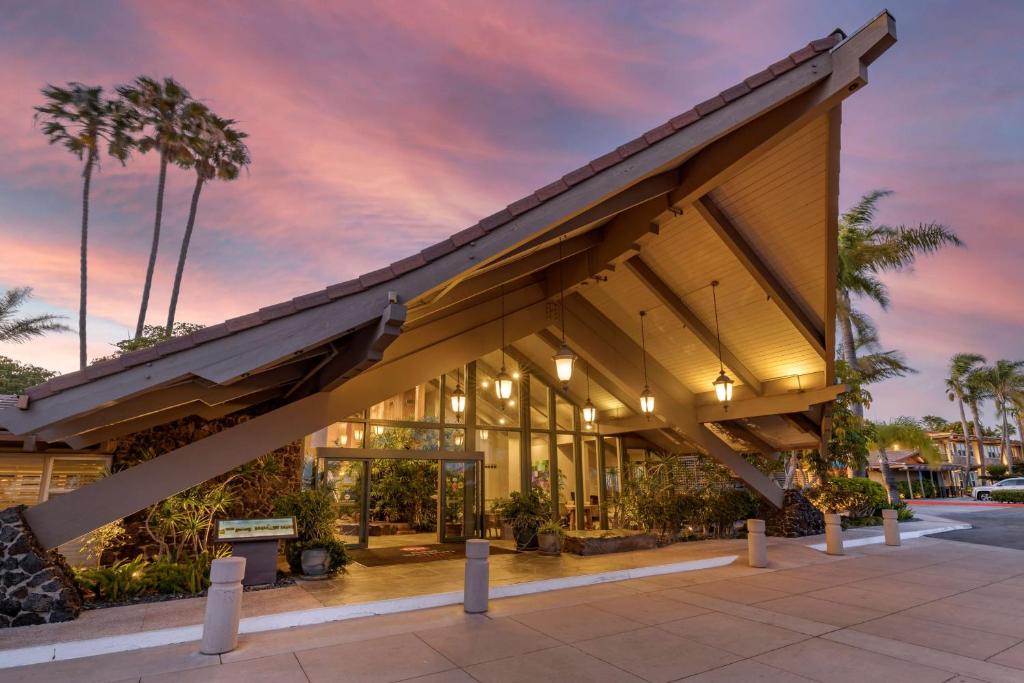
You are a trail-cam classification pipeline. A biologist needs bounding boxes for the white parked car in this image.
[973,477,1024,501]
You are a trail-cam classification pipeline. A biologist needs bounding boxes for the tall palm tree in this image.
[979,360,1024,467]
[946,353,986,473]
[165,107,250,334]
[0,287,70,343]
[964,370,993,476]
[33,83,133,368]
[116,77,193,339]
[836,190,963,414]
[870,417,940,504]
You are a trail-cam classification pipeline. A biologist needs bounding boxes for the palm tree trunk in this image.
[954,393,976,482]
[837,291,867,476]
[166,175,204,335]
[878,446,900,504]
[970,402,988,479]
[135,152,168,339]
[78,149,96,370]
[1001,399,1011,468]
[1016,414,1024,467]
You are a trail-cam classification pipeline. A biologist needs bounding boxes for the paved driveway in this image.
[924,502,1024,550]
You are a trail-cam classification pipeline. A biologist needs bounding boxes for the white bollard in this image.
[824,513,844,556]
[746,519,768,568]
[882,508,901,546]
[464,539,490,614]
[201,557,246,655]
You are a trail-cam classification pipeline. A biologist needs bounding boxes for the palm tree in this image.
[978,360,1024,467]
[0,287,70,343]
[836,190,963,414]
[165,106,250,334]
[33,83,133,368]
[116,77,193,339]
[964,370,993,476]
[870,417,940,504]
[946,353,986,474]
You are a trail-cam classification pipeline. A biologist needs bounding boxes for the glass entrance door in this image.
[321,459,369,548]
[439,460,481,543]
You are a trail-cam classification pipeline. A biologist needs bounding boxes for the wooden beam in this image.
[317,302,406,392]
[315,448,484,462]
[697,384,845,423]
[694,196,826,358]
[824,104,841,384]
[597,414,669,435]
[624,256,763,395]
[782,411,823,439]
[24,295,555,549]
[719,421,780,457]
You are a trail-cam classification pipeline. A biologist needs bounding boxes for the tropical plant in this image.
[165,108,250,333]
[0,287,71,345]
[143,481,233,560]
[964,367,994,476]
[835,190,962,445]
[494,488,550,549]
[0,355,58,394]
[869,417,941,504]
[75,553,218,602]
[919,415,953,432]
[807,477,888,518]
[976,360,1024,467]
[273,487,349,575]
[116,76,195,338]
[78,520,128,567]
[95,322,204,361]
[34,84,133,368]
[946,353,987,472]
[822,361,871,477]
[74,555,148,602]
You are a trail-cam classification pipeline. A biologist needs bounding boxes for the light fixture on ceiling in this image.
[372,424,384,436]
[450,367,466,419]
[582,361,596,425]
[552,236,577,386]
[638,311,655,416]
[710,280,734,404]
[479,429,489,441]
[495,285,514,405]
[354,426,364,443]
[338,433,349,447]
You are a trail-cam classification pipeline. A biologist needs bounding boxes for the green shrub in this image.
[842,515,882,528]
[143,555,214,594]
[991,490,1024,503]
[807,477,887,517]
[493,488,550,549]
[693,489,757,538]
[75,553,217,602]
[987,464,1009,479]
[274,487,350,575]
[75,556,148,602]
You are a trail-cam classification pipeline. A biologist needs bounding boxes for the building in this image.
[0,14,897,561]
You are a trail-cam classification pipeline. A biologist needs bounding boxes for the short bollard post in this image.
[201,557,246,655]
[882,508,901,546]
[464,539,490,614]
[824,513,844,556]
[746,519,768,568]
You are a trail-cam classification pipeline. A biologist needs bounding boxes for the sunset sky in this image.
[1,1,1021,424]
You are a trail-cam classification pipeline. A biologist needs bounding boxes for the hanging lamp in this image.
[495,285,514,404]
[450,366,466,418]
[552,236,577,385]
[710,281,734,403]
[638,311,655,416]
[582,361,596,425]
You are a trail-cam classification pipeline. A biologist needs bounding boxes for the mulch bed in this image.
[348,543,515,567]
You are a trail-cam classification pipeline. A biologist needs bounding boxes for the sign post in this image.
[214,517,297,586]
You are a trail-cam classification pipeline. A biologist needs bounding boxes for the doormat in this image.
[349,543,516,567]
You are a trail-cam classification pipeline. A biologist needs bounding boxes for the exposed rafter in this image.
[624,256,763,396]
[694,196,826,358]
[696,383,845,423]
[782,411,823,439]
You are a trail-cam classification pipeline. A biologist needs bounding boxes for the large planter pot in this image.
[300,548,331,577]
[537,532,562,556]
[514,527,538,551]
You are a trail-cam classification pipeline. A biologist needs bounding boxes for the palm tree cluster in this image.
[945,354,1024,475]
[34,78,250,369]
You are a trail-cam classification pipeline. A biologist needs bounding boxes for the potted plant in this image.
[537,521,565,556]
[274,487,350,579]
[496,488,549,551]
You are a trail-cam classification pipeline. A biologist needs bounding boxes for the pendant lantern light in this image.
[354,426,364,443]
[551,237,577,385]
[581,361,597,425]
[450,366,466,418]
[495,285,514,405]
[638,311,655,416]
[710,281,734,404]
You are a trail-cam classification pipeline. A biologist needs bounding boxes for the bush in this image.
[991,490,1024,503]
[807,477,887,517]
[75,553,217,602]
[987,464,1009,480]
[693,489,757,538]
[274,487,350,575]
[494,488,550,549]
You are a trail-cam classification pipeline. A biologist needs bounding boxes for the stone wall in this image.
[760,490,825,537]
[0,506,82,628]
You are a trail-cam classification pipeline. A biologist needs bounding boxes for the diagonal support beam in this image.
[694,196,826,358]
[316,302,407,392]
[624,256,763,395]
[696,384,846,423]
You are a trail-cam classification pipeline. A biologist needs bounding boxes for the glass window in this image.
[582,436,601,508]
[327,421,365,448]
[556,433,575,509]
[529,375,549,429]
[530,433,551,493]
[480,429,520,507]
[321,460,364,545]
[555,396,574,431]
[368,379,439,422]
[476,350,519,428]
[47,459,107,497]
[443,428,466,451]
[367,424,439,450]
[0,455,44,507]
